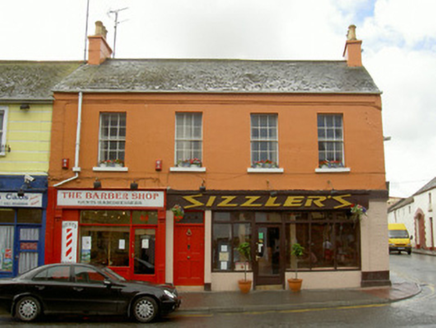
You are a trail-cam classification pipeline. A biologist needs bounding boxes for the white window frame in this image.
[0,107,9,156]
[171,112,205,172]
[316,114,350,173]
[249,114,280,170]
[97,112,126,168]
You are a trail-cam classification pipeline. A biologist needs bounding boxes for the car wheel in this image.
[15,296,41,322]
[132,296,158,323]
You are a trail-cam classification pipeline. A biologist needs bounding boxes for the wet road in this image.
[1,253,435,327]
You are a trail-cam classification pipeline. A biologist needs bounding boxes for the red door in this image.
[174,223,204,286]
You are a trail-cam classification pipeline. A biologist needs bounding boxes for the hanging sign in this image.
[61,221,78,263]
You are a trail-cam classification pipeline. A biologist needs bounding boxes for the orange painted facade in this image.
[48,93,385,192]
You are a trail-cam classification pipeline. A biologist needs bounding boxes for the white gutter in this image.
[54,92,83,187]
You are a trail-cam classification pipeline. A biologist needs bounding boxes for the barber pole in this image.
[61,221,78,263]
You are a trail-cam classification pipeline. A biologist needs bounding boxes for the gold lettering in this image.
[332,194,353,209]
[305,196,327,208]
[182,194,204,209]
[241,196,262,207]
[283,196,305,207]
[217,196,238,207]
[265,196,281,207]
[206,196,216,207]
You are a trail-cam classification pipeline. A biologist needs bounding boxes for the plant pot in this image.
[238,279,252,294]
[288,278,303,292]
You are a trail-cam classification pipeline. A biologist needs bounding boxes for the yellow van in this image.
[388,223,412,255]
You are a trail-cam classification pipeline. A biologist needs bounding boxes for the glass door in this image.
[17,226,40,274]
[254,225,283,286]
[132,228,156,277]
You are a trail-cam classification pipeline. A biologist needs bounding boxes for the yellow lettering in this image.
[283,196,305,207]
[304,196,327,208]
[241,196,262,207]
[182,194,204,209]
[265,196,281,207]
[206,196,216,207]
[217,196,238,207]
[332,194,353,209]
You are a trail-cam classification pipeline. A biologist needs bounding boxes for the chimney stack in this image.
[87,21,112,65]
[343,25,362,67]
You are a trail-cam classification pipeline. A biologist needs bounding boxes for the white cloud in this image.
[1,0,435,197]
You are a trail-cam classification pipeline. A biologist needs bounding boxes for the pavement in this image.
[177,273,420,315]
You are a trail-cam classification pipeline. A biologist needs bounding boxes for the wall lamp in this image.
[93,178,101,189]
[20,103,30,110]
[130,181,138,190]
[199,180,206,192]
[17,188,25,197]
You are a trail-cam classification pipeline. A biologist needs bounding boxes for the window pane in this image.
[0,226,14,272]
[17,209,42,224]
[213,223,231,270]
[0,209,15,223]
[81,210,130,224]
[99,113,126,164]
[175,113,203,165]
[134,229,155,274]
[251,114,278,166]
[80,226,130,267]
[132,211,158,224]
[317,114,344,167]
[233,223,251,271]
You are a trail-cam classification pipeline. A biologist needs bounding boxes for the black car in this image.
[0,263,181,323]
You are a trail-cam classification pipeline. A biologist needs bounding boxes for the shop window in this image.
[317,114,344,168]
[250,114,279,168]
[285,212,360,270]
[175,112,203,167]
[80,226,130,267]
[212,212,252,271]
[132,211,158,225]
[175,211,204,224]
[98,112,126,166]
[0,226,14,272]
[17,209,42,224]
[0,209,15,223]
[81,210,130,224]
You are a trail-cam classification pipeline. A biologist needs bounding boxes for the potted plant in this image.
[113,159,124,167]
[236,242,252,293]
[288,243,305,292]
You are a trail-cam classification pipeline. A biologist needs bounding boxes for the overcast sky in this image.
[1,0,435,198]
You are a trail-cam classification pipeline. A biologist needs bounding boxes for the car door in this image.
[30,265,75,314]
[70,265,125,314]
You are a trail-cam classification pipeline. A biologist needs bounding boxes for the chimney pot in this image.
[347,25,357,41]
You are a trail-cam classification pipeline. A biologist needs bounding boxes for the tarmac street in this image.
[1,251,435,326]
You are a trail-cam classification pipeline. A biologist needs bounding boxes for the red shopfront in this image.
[45,188,166,283]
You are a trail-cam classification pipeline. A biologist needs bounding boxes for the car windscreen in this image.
[389,230,409,238]
[101,266,127,282]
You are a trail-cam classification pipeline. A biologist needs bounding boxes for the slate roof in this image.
[53,59,381,94]
[388,196,414,212]
[0,61,83,102]
[413,177,436,196]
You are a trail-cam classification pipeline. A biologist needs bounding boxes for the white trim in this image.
[170,166,206,173]
[315,167,351,173]
[93,166,129,172]
[0,106,9,156]
[247,167,284,173]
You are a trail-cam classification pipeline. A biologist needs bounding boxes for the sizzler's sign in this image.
[168,193,369,211]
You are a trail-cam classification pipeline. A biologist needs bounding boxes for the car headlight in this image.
[164,289,176,299]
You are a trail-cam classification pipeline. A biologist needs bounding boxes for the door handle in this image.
[35,286,45,291]
[73,287,84,292]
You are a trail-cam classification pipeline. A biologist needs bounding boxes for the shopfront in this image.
[167,190,369,290]
[0,189,46,278]
[47,189,167,283]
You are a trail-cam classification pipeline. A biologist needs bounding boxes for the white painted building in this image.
[388,177,436,250]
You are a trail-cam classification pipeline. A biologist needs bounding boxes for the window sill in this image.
[315,167,350,173]
[247,168,284,174]
[93,166,129,172]
[170,167,206,172]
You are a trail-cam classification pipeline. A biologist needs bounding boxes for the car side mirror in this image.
[410,235,413,240]
[104,280,112,287]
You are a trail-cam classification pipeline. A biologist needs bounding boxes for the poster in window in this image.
[119,239,125,250]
